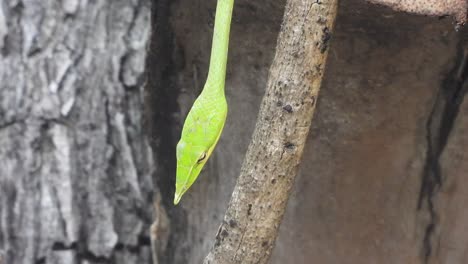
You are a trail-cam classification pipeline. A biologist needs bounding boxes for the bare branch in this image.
[367,0,467,24]
[203,0,338,263]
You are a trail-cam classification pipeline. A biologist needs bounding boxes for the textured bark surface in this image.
[0,1,155,263]
[367,0,467,24]
[203,0,338,263]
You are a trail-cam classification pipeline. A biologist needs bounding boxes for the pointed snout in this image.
[174,192,182,205]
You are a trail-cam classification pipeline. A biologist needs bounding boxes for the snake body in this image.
[174,0,234,204]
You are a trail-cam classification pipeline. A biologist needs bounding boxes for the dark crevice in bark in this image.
[119,51,134,89]
[44,235,151,263]
[0,119,23,131]
[127,0,146,37]
[418,35,468,263]
[119,0,147,91]
[144,0,187,263]
[35,257,45,264]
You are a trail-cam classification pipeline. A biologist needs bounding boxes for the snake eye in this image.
[197,152,207,164]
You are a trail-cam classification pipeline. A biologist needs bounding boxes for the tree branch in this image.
[366,0,467,24]
[203,0,338,263]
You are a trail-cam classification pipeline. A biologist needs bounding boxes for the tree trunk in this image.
[366,0,467,24]
[0,1,155,263]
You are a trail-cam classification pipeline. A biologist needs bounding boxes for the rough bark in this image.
[367,0,467,24]
[0,1,154,263]
[202,0,338,263]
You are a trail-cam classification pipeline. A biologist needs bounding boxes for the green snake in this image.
[174,0,234,204]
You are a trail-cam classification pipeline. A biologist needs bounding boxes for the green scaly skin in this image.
[174,0,234,204]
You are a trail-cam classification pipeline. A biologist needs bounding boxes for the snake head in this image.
[174,139,210,204]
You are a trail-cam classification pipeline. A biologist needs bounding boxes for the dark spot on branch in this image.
[214,238,221,247]
[247,204,252,216]
[320,27,331,53]
[283,104,293,113]
[315,64,322,74]
[284,142,295,149]
[317,17,327,24]
[229,219,237,228]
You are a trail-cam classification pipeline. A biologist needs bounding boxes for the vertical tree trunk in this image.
[0,1,154,263]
